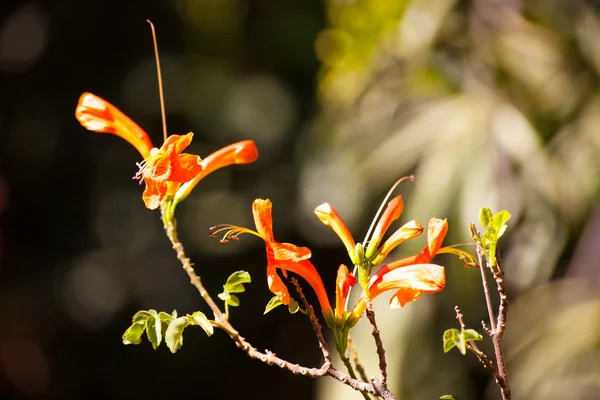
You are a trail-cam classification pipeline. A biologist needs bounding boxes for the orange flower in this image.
[373,218,448,276]
[314,195,424,267]
[134,133,203,210]
[76,93,259,211]
[346,218,449,325]
[75,92,153,159]
[212,199,333,322]
[335,264,356,322]
[347,263,446,325]
[174,140,259,204]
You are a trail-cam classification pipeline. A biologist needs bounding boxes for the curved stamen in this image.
[362,175,414,245]
[209,224,261,242]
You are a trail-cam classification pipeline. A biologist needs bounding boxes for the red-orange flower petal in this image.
[349,263,445,322]
[335,264,356,321]
[365,196,404,259]
[253,199,331,314]
[314,203,357,261]
[371,220,423,265]
[138,133,203,209]
[175,140,259,203]
[427,218,448,257]
[75,92,154,159]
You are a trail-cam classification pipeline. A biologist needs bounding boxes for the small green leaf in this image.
[478,208,511,266]
[218,289,230,302]
[131,310,151,324]
[264,296,284,314]
[443,328,462,354]
[224,271,251,293]
[191,311,214,336]
[492,210,511,239]
[158,311,175,341]
[145,310,162,350]
[462,329,483,343]
[479,208,493,229]
[165,317,189,353]
[228,294,240,307]
[122,321,146,345]
[440,395,460,400]
[443,328,483,355]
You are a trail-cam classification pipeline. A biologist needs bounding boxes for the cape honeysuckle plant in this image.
[75,22,514,400]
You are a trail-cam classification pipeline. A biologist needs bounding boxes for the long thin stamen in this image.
[346,175,414,309]
[362,175,414,245]
[146,20,168,142]
[209,224,261,242]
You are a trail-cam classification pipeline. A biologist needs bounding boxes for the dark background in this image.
[2,1,600,399]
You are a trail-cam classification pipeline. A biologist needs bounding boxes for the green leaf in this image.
[492,210,511,239]
[478,208,511,266]
[218,289,230,302]
[224,270,251,293]
[440,395,460,400]
[264,296,284,314]
[158,311,175,342]
[191,311,214,336]
[443,328,463,354]
[145,309,162,350]
[443,328,483,355]
[131,310,152,324]
[165,317,189,353]
[479,208,493,229]
[122,321,146,345]
[462,329,483,343]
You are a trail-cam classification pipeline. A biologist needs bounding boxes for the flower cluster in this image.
[76,92,455,350]
[212,192,456,340]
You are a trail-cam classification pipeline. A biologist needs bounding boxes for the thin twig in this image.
[490,249,510,399]
[454,306,505,388]
[291,278,331,363]
[475,244,497,333]
[365,302,388,385]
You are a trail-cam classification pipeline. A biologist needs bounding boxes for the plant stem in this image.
[365,303,388,385]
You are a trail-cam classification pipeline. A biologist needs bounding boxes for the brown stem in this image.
[454,306,506,389]
[290,278,331,364]
[365,302,389,385]
[475,244,497,333]
[490,249,510,399]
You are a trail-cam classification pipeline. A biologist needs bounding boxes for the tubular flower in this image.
[373,218,449,276]
[174,140,259,204]
[315,195,423,267]
[314,203,358,264]
[212,199,334,322]
[347,263,446,325]
[75,93,203,210]
[346,218,449,325]
[75,92,153,159]
[134,133,203,210]
[335,264,357,323]
[76,93,259,211]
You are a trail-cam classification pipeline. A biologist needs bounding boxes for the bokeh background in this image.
[2,0,600,399]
